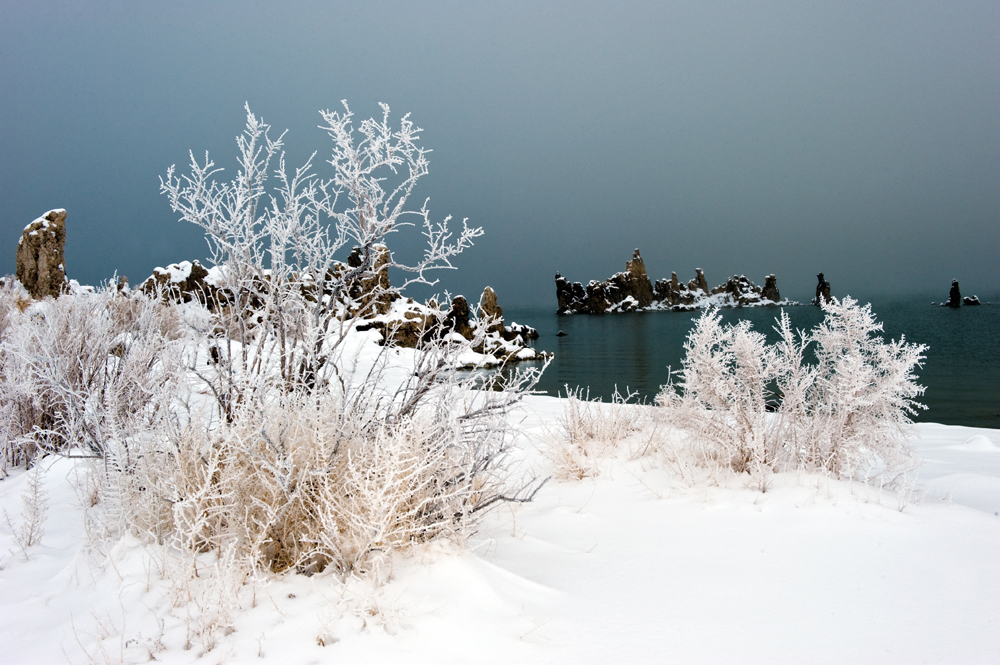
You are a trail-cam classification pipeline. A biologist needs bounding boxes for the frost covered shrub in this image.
[96,102,544,577]
[659,297,926,483]
[0,285,182,474]
[550,387,645,479]
[660,310,783,478]
[796,297,928,477]
[126,353,540,576]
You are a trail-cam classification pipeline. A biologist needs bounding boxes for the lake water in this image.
[505,299,1000,429]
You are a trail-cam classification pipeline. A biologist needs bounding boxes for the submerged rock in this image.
[16,209,68,299]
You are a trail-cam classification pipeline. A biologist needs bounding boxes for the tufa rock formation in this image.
[941,280,983,307]
[556,249,657,314]
[479,286,505,334]
[761,274,781,303]
[946,279,962,308]
[358,287,540,364]
[556,249,792,314]
[140,248,542,363]
[16,209,68,299]
[346,245,397,316]
[811,273,832,306]
[141,260,220,307]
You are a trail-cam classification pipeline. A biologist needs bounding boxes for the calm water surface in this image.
[505,299,1000,429]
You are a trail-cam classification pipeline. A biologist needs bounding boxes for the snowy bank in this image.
[1,397,997,664]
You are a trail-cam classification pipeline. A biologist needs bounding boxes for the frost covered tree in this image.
[147,102,545,576]
[160,102,483,413]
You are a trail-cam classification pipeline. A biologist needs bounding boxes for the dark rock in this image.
[963,295,981,306]
[761,274,781,303]
[556,250,792,313]
[555,249,656,314]
[695,268,708,295]
[946,279,962,308]
[16,209,68,299]
[622,249,655,308]
[505,322,539,342]
[444,295,473,338]
[140,260,221,308]
[584,280,612,314]
[346,244,397,315]
[812,273,832,306]
[556,330,567,337]
[555,272,587,314]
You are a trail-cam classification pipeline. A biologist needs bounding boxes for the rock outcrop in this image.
[946,279,962,308]
[556,249,657,314]
[141,260,221,307]
[556,250,793,314]
[358,287,542,366]
[963,295,981,306]
[16,209,68,299]
[761,274,781,303]
[346,245,397,316]
[811,273,831,306]
[479,286,505,334]
[141,248,543,364]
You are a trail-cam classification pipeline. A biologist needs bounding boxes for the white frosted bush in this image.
[659,297,926,483]
[551,387,645,479]
[0,285,183,475]
[114,102,544,578]
[799,296,928,477]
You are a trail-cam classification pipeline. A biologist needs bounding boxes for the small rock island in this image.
[555,249,797,314]
[941,279,982,307]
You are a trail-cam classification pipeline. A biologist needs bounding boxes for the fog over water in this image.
[1,1,997,307]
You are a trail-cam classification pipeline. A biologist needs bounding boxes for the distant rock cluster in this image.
[941,279,982,307]
[555,249,796,314]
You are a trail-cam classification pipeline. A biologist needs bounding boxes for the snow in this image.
[1,392,997,664]
[153,261,194,284]
[204,265,227,287]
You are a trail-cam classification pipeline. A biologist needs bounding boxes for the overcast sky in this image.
[1,0,997,307]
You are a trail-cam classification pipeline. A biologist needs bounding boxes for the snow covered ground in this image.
[1,395,997,664]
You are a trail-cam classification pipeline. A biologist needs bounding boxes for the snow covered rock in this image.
[761,273,781,302]
[346,244,398,315]
[140,259,222,308]
[15,209,67,299]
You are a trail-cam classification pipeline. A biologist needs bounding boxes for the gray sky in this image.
[1,0,997,306]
